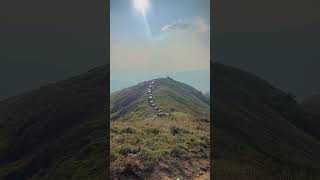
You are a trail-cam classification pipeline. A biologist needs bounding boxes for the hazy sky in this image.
[110,0,210,76]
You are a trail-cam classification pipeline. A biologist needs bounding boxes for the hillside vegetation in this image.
[110,77,210,179]
[111,77,209,121]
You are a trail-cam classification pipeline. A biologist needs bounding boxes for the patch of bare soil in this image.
[145,160,210,180]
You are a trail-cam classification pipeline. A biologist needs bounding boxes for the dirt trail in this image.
[146,80,168,117]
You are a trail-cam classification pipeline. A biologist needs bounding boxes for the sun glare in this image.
[134,0,149,15]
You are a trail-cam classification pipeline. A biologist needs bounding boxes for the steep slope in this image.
[110,78,210,179]
[212,62,320,179]
[0,65,109,180]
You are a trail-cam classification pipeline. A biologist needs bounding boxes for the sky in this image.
[110,0,210,91]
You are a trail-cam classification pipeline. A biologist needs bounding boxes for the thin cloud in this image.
[161,18,210,33]
[161,19,193,32]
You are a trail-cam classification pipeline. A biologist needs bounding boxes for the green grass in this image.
[110,77,210,121]
[152,87,209,117]
[110,113,210,178]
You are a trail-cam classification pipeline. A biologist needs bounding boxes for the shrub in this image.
[110,150,118,162]
[145,128,160,135]
[170,126,189,135]
[169,146,187,159]
[120,127,135,134]
[112,157,143,179]
[118,145,140,155]
[110,126,119,133]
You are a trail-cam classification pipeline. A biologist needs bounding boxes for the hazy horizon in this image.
[111,68,210,93]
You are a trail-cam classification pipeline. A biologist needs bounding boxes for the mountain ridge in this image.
[110,77,210,179]
[111,77,209,121]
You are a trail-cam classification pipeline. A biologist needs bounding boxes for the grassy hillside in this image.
[110,78,210,179]
[111,77,209,121]
[0,65,109,180]
[212,62,320,179]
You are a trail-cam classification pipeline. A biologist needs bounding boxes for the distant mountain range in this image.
[110,69,209,94]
